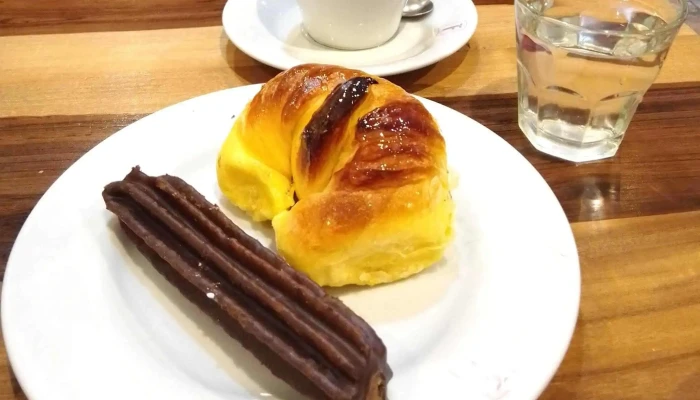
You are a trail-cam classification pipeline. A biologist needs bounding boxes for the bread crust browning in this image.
[338,100,445,190]
[217,64,454,286]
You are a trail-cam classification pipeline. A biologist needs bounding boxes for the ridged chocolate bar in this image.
[102,167,391,400]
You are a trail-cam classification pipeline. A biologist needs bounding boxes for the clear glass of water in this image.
[515,0,688,162]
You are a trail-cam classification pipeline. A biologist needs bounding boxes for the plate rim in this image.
[417,97,580,400]
[221,0,479,76]
[1,84,580,400]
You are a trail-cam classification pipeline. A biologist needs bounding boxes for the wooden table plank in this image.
[0,114,142,280]
[2,83,700,280]
[0,330,24,400]
[542,210,700,400]
[1,6,699,118]
[0,0,510,36]
[437,83,700,223]
[0,0,227,37]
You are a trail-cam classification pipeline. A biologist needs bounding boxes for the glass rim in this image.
[515,0,689,38]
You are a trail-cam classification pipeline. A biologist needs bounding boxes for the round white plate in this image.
[223,0,478,76]
[2,85,579,400]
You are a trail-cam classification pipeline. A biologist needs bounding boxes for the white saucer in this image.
[222,0,478,76]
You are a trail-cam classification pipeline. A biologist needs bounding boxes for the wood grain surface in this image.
[1,1,700,399]
[2,6,698,118]
[0,0,511,36]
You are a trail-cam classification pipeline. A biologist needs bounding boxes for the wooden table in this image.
[2,0,700,399]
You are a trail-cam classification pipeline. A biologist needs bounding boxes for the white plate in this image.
[223,0,478,76]
[2,85,580,400]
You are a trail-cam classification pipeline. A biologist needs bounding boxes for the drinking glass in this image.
[515,0,688,162]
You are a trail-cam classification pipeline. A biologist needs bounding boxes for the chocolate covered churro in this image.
[103,167,391,400]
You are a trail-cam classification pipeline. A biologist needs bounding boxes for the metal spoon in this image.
[402,0,434,18]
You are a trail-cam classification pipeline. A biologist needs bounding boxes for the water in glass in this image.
[516,0,687,162]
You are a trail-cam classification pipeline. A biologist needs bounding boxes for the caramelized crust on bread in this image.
[217,64,454,287]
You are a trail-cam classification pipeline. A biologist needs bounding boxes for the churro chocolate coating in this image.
[102,167,391,400]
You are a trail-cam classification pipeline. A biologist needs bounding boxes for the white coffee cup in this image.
[297,0,408,50]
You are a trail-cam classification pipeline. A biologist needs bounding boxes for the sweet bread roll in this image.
[217,64,454,287]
